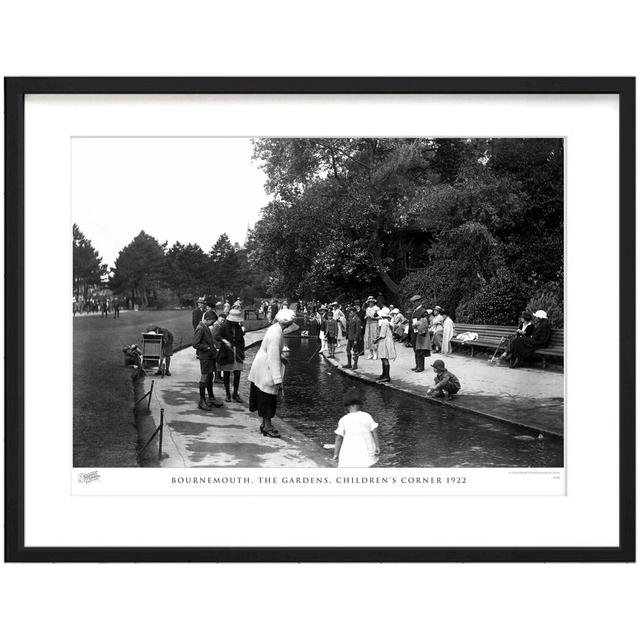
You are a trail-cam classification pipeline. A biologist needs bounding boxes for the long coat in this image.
[192,307,204,331]
[248,323,286,395]
[409,303,424,345]
[192,322,217,360]
[511,319,552,359]
[217,321,245,366]
[414,317,432,351]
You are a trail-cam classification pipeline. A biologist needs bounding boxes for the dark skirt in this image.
[249,382,278,418]
[511,336,539,359]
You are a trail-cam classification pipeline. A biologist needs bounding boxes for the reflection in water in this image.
[244,338,563,468]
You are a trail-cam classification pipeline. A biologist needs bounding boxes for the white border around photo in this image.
[23,93,618,548]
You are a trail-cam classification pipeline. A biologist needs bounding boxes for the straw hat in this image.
[226,308,243,323]
[366,295,377,303]
[379,306,391,318]
[409,294,422,302]
[533,310,548,319]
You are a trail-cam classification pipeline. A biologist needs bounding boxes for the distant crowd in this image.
[73,297,122,318]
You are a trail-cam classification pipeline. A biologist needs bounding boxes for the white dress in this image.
[335,411,379,467]
[376,318,397,360]
[441,317,455,355]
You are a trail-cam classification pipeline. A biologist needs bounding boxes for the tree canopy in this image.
[249,137,563,322]
[73,224,107,297]
[109,231,167,307]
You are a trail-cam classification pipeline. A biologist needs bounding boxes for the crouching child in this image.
[426,359,461,400]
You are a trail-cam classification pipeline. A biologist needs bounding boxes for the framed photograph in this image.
[4,77,635,562]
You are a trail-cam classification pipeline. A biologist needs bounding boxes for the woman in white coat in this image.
[248,308,296,437]
[441,311,455,356]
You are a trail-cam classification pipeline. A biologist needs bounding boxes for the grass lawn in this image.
[73,309,195,467]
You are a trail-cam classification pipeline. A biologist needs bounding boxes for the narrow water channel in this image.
[245,338,563,468]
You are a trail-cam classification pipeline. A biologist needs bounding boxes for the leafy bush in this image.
[399,262,468,317]
[455,270,533,325]
[527,281,564,328]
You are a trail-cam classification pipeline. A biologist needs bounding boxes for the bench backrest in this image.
[454,323,564,348]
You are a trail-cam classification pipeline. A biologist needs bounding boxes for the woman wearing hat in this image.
[248,308,296,437]
[390,307,407,341]
[500,311,534,361]
[509,310,552,368]
[216,307,246,402]
[440,310,455,356]
[430,306,445,353]
[373,307,396,383]
[363,296,380,359]
[331,301,346,347]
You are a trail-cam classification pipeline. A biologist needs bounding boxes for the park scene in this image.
[72,137,564,469]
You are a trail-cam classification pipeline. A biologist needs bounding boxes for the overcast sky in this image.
[72,137,271,268]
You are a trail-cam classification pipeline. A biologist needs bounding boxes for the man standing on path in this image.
[192,313,224,410]
[408,294,424,357]
[192,296,206,331]
[112,299,120,318]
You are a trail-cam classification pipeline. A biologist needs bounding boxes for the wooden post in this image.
[158,408,164,459]
[147,379,154,412]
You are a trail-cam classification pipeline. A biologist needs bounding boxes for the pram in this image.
[141,331,166,376]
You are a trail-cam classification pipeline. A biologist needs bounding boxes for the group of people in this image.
[147,292,554,467]
[73,296,121,317]
[500,309,552,369]
[295,294,457,388]
[191,295,296,438]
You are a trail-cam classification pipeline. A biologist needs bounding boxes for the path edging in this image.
[321,352,563,439]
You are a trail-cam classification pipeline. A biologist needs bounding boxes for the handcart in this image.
[141,331,165,376]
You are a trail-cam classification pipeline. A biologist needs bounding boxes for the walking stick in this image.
[489,336,506,364]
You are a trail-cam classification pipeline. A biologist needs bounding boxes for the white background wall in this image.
[1,2,638,639]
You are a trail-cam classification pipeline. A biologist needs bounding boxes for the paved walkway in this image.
[321,340,564,437]
[139,326,331,468]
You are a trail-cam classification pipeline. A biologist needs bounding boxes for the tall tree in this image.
[165,242,210,304]
[251,138,437,298]
[73,224,106,298]
[110,231,167,307]
[209,233,239,298]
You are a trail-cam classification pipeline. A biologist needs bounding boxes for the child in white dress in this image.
[332,389,380,467]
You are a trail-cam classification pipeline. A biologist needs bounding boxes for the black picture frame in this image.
[4,77,635,563]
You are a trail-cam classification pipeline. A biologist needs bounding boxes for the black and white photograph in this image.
[72,136,565,471]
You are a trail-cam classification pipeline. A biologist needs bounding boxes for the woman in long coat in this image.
[441,311,455,356]
[215,307,246,403]
[374,307,396,383]
[248,308,296,437]
[509,310,552,368]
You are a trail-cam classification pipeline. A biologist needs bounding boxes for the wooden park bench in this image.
[450,323,564,369]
